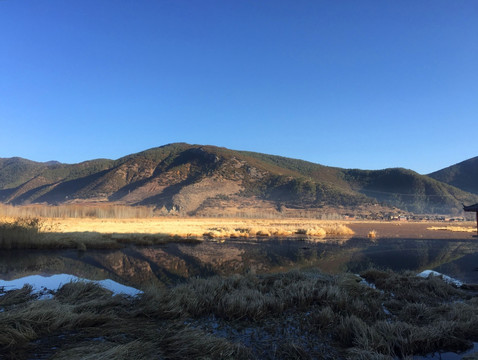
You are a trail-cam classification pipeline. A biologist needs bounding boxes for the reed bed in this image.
[0,203,158,219]
[1,269,477,359]
[0,204,347,220]
[0,216,355,250]
[42,217,355,239]
[0,217,187,250]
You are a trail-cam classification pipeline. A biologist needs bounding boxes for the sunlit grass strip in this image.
[42,217,355,238]
[427,226,477,233]
[202,224,353,238]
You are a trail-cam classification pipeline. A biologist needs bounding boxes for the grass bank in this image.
[1,269,477,359]
[0,217,355,250]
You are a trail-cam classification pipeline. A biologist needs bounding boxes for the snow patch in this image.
[417,270,463,287]
[0,274,142,297]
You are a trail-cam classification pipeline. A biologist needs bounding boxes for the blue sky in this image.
[1,0,477,174]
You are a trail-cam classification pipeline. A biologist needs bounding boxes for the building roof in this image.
[463,203,478,212]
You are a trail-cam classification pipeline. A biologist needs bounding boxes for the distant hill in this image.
[1,143,477,215]
[0,157,48,189]
[428,157,478,195]
[343,167,476,214]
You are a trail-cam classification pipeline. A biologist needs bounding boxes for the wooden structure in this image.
[463,203,478,236]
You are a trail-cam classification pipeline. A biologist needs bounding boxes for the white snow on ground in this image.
[358,276,377,289]
[0,274,142,297]
[417,270,463,287]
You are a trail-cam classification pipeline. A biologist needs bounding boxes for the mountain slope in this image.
[343,168,477,213]
[428,157,478,195]
[0,157,48,189]
[1,143,477,215]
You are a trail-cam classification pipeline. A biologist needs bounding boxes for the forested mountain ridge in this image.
[428,157,478,195]
[1,143,477,215]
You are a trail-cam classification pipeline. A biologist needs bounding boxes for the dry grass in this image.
[368,229,377,238]
[0,216,355,249]
[138,269,478,358]
[0,216,183,250]
[42,217,355,238]
[0,217,60,249]
[1,269,478,359]
[0,203,158,219]
[428,226,477,233]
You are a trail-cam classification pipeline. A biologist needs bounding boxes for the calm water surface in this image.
[1,237,478,289]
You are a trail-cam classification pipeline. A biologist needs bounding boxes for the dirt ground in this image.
[348,221,478,240]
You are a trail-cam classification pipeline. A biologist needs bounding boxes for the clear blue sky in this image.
[1,0,477,174]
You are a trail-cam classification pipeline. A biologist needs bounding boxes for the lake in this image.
[1,236,478,291]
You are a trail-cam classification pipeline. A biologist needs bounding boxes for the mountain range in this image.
[1,143,477,215]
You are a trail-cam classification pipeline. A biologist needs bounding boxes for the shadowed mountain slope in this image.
[343,168,477,214]
[0,157,48,190]
[428,157,478,195]
[1,143,477,215]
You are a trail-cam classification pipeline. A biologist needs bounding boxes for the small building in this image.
[463,203,478,236]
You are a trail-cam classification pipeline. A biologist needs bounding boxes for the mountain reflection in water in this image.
[1,237,478,289]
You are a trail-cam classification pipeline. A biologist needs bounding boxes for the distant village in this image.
[346,213,468,222]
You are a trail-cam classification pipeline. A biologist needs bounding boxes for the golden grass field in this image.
[35,217,356,238]
[0,216,357,249]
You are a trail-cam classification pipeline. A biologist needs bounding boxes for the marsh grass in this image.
[0,285,34,307]
[0,217,46,249]
[202,224,353,239]
[2,269,477,359]
[51,341,162,360]
[0,217,201,250]
[0,203,157,219]
[0,216,355,250]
